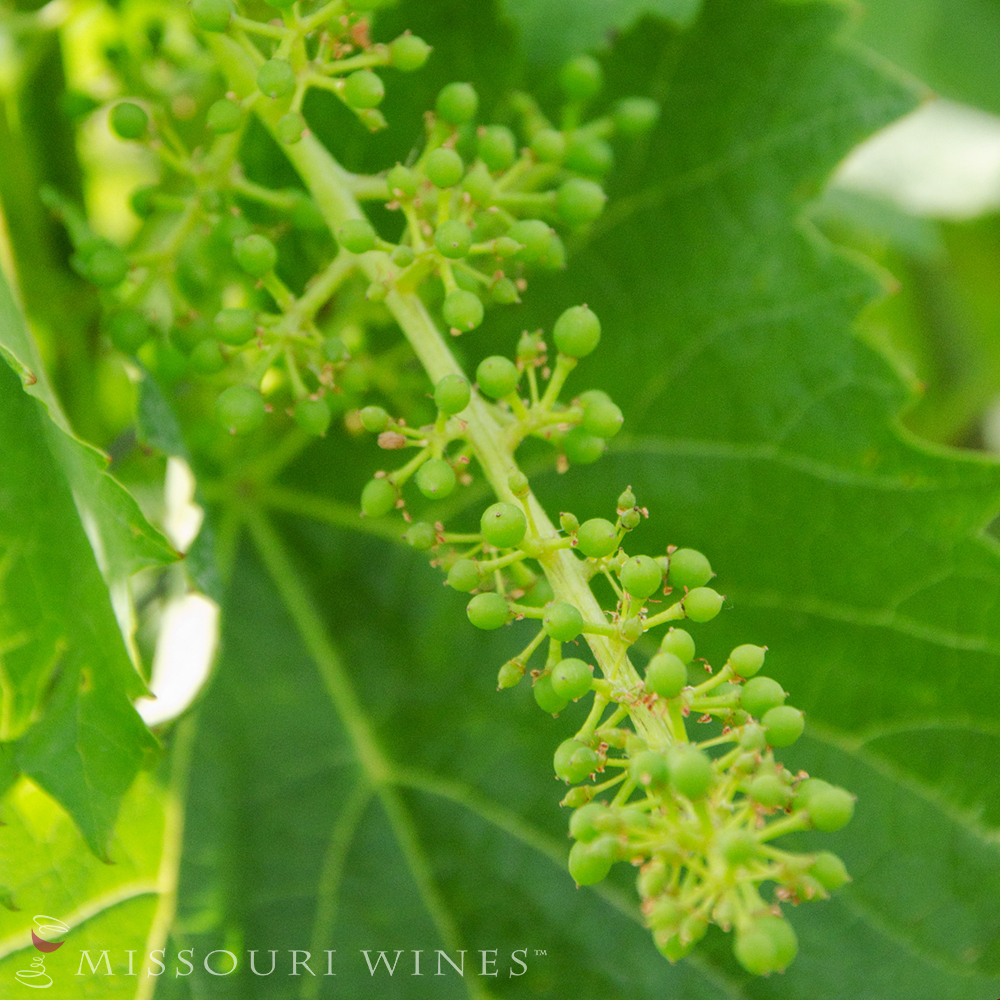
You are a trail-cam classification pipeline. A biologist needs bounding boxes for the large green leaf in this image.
[0,269,173,855]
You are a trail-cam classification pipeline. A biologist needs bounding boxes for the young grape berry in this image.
[480,502,526,548]
[415,458,456,500]
[476,356,520,399]
[620,554,663,600]
[434,220,472,258]
[338,218,377,254]
[235,234,277,277]
[443,290,484,331]
[110,101,148,140]
[389,33,431,72]
[215,308,256,346]
[216,385,265,434]
[343,70,384,109]
[532,673,568,714]
[361,478,396,518]
[553,304,601,358]
[576,517,618,558]
[436,82,478,124]
[549,658,592,700]
[258,59,295,99]
[543,601,583,642]
[434,374,471,414]
[660,628,695,663]
[425,147,464,189]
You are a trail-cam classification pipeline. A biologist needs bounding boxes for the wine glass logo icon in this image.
[15,916,68,989]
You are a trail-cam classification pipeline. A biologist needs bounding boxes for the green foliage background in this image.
[2,0,1000,997]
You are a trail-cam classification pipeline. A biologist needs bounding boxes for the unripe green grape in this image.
[734,916,797,976]
[258,59,295,99]
[476,356,520,399]
[579,391,623,438]
[531,128,565,163]
[390,32,431,72]
[478,125,517,172]
[338,218,376,254]
[323,336,349,363]
[462,163,493,203]
[560,55,603,101]
[620,509,641,531]
[360,405,390,433]
[497,660,524,689]
[188,339,226,375]
[276,111,305,144]
[343,69,384,109]
[294,397,331,436]
[630,750,669,788]
[216,385,265,434]
[491,277,519,305]
[550,658,593,701]
[543,601,583,642]
[442,289,484,332]
[614,96,660,135]
[576,518,618,558]
[415,458,456,500]
[668,548,713,589]
[660,628,695,664]
[559,512,580,534]
[171,318,210,355]
[669,747,714,800]
[793,778,832,812]
[436,82,478,124]
[447,558,480,592]
[565,135,613,176]
[78,242,129,287]
[810,852,850,891]
[214,308,256,346]
[569,802,606,842]
[130,185,159,218]
[110,101,147,140]
[190,0,232,32]
[508,470,529,498]
[683,587,723,622]
[537,231,566,270]
[762,705,804,747]
[739,723,767,752]
[434,219,472,258]
[533,672,568,714]
[405,522,436,550]
[434,374,470,414]
[391,245,415,267]
[507,219,554,264]
[563,428,605,465]
[646,652,687,699]
[568,836,616,886]
[719,828,759,866]
[807,787,855,832]
[553,304,601,357]
[748,772,792,809]
[107,311,150,353]
[387,163,417,198]
[361,478,396,518]
[207,98,241,133]
[235,234,277,277]
[740,676,786,718]
[480,501,526,548]
[637,857,669,899]
[728,643,766,677]
[554,739,599,783]
[557,178,606,226]
[425,147,464,188]
[620,554,663,600]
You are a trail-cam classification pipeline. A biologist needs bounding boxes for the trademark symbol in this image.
[534,950,546,956]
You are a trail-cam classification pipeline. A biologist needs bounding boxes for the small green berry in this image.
[554,739,599,784]
[338,218,377,254]
[568,836,616,886]
[560,512,580,534]
[497,660,524,689]
[559,55,603,102]
[361,478,396,518]
[257,59,296,99]
[543,601,583,642]
[425,147,464,188]
[110,101,148,140]
[668,548,713,589]
[646,652,687,699]
[77,242,129,287]
[669,747,714,800]
[477,356,520,399]
[214,308,256,346]
[391,245,415,267]
[415,458,457,500]
[734,916,797,976]
[478,125,517,172]
[436,82,478,124]
[276,110,305,144]
[405,522,436,550]
[390,33,431,72]
[491,277,519,304]
[442,289,484,331]
[216,385,265,434]
[506,219,554,264]
[728,643,766,677]
[107,311,150,353]
[683,587,724,622]
[207,98,241,133]
[447,559,480,592]
[564,135,613,176]
[557,178,606,226]
[434,219,472,258]
[553,304,601,358]
[579,390,623,438]
[190,0,233,32]
[550,658,592,701]
[360,405,390,433]
[481,501,526,548]
[741,677,786,718]
[719,829,759,866]
[762,705,804,747]
[630,750,669,788]
[170,317,208,355]
[294,397,331,436]
[748,773,792,809]
[387,164,418,198]
[614,96,660,135]
[810,852,850,891]
[739,723,767,752]
[660,628,695,663]
[576,518,618,558]
[434,374,471,414]
[531,128,565,163]
[508,469,529,497]
[807,787,855,832]
[563,428,605,465]
[343,70,384,109]
[569,802,606,842]
[620,554,663,600]
[323,336,349,362]
[793,778,832,812]
[533,672,568,714]
[462,163,493,203]
[235,234,277,277]
[188,339,226,375]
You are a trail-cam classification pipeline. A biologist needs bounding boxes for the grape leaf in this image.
[161,0,1000,997]
[0,270,172,855]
